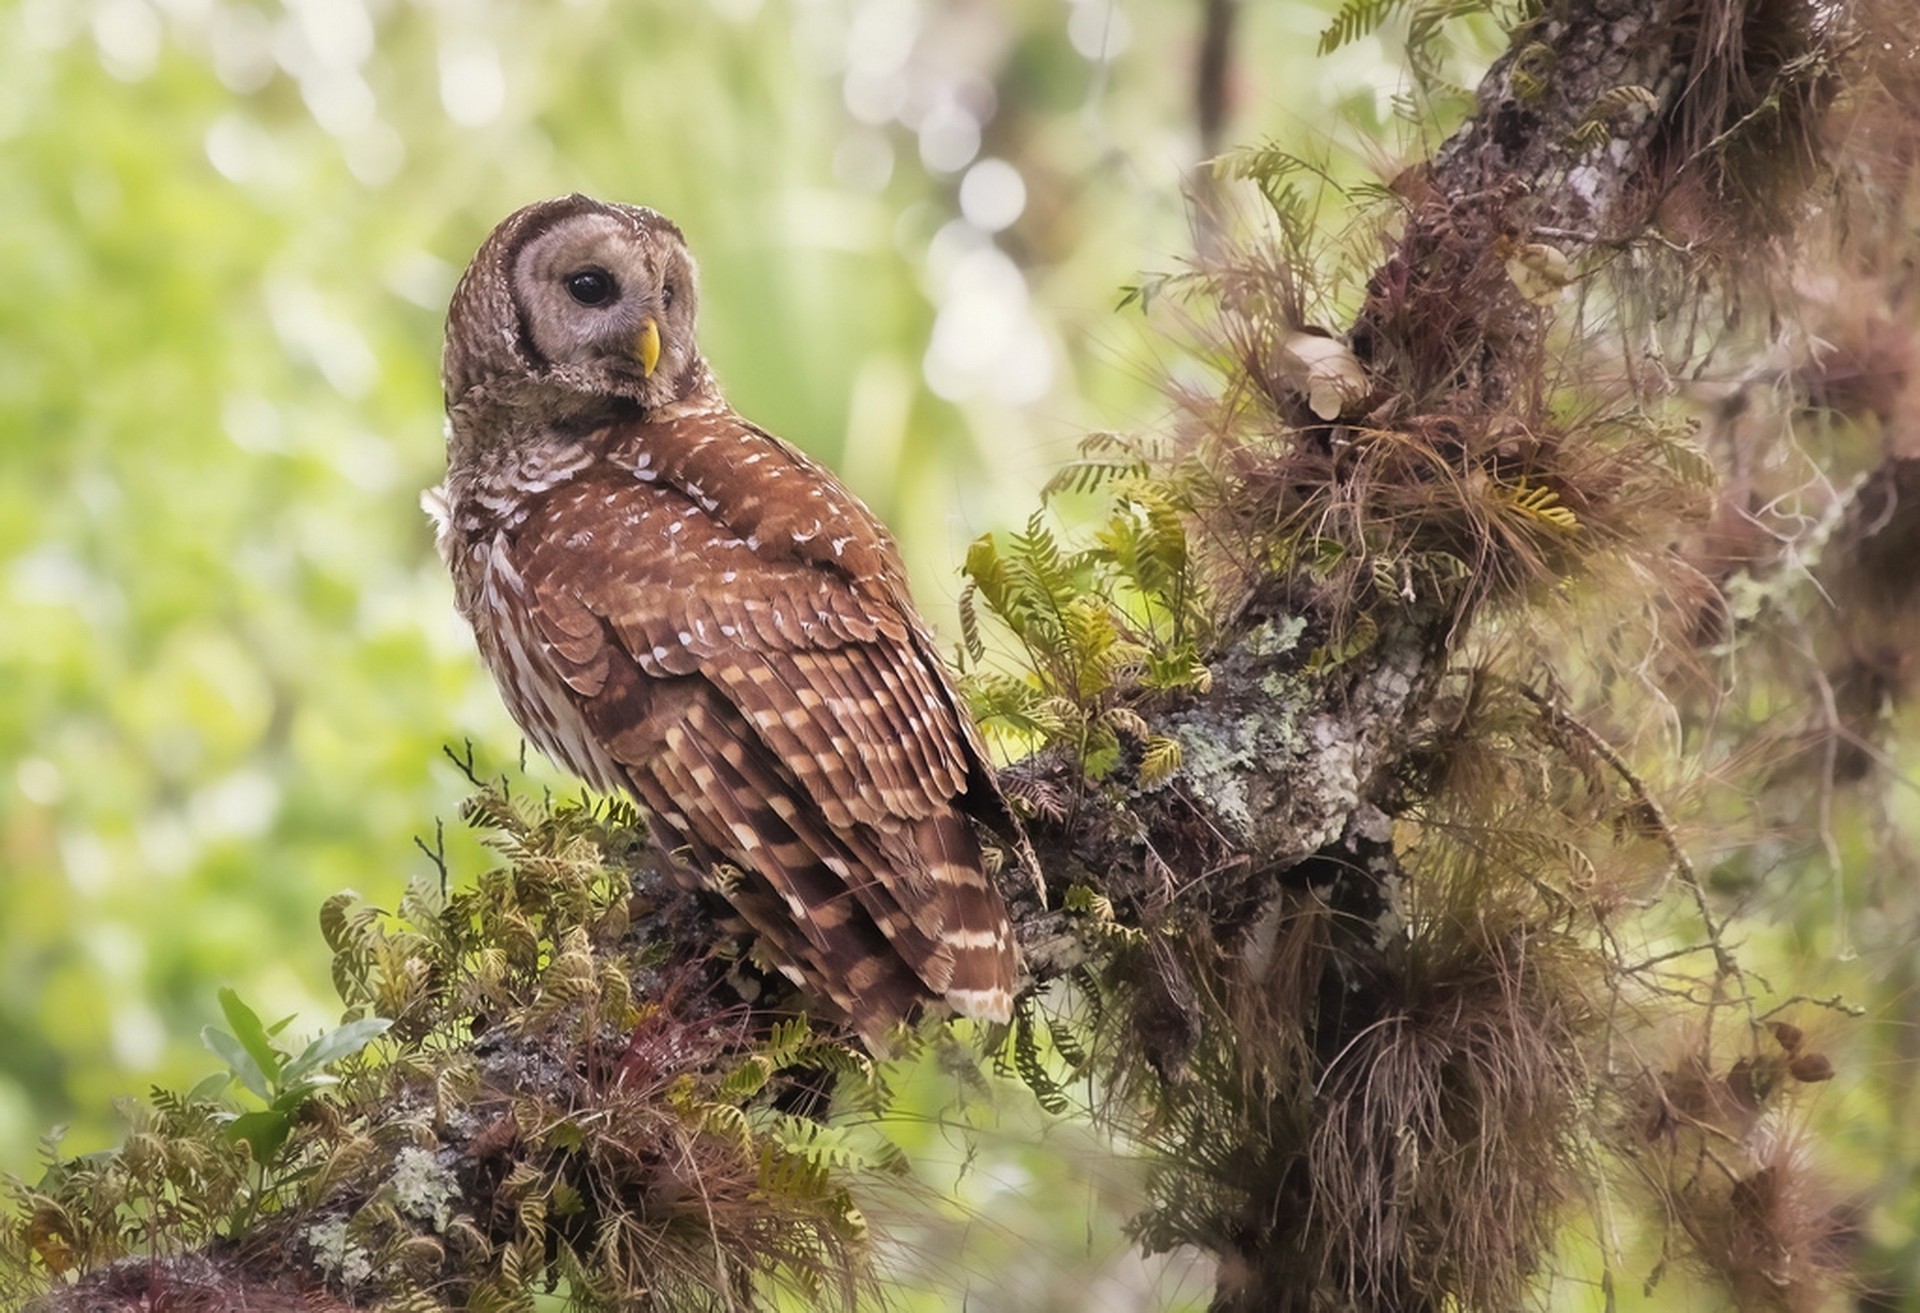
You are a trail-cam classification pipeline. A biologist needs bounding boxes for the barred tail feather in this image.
[921,811,1016,1024]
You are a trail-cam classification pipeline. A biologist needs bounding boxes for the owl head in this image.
[443,194,704,415]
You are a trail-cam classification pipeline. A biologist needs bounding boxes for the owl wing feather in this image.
[611,414,1017,834]
[497,438,1012,1035]
[624,674,955,1026]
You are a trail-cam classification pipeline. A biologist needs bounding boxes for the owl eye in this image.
[661,281,676,310]
[564,269,616,306]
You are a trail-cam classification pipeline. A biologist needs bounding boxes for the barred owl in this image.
[426,194,1022,1042]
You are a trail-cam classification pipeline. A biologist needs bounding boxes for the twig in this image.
[441,739,483,788]
[1758,993,1865,1020]
[413,816,448,897]
[1516,685,1744,986]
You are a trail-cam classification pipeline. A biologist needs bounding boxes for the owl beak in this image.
[635,317,662,378]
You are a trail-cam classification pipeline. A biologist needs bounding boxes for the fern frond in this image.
[1043,432,1154,499]
[1570,84,1657,149]
[1500,480,1581,531]
[1139,736,1185,790]
[1319,0,1409,55]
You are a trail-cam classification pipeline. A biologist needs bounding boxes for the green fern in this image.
[1320,0,1498,111]
[1062,883,1147,948]
[4,777,901,1311]
[1042,430,1153,498]
[960,434,1211,785]
[1318,0,1410,55]
[1000,1001,1074,1116]
[1215,142,1339,234]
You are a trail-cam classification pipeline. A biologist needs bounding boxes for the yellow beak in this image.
[635,317,661,378]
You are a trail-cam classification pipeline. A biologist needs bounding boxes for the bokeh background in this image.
[30,3,1915,1311]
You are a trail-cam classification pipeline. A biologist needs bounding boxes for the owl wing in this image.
[608,410,1033,851]
[501,453,1012,1033]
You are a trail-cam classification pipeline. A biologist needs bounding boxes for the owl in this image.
[426,194,1023,1043]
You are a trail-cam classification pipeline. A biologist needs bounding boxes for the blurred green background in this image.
[0,0,1411,1306]
[20,2,1913,1310]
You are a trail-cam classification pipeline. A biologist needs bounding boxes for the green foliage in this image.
[1316,0,1518,122]
[3,785,898,1310]
[1317,0,1414,56]
[1216,144,1345,238]
[201,987,390,1166]
[0,1094,251,1289]
[959,434,1209,785]
[1,993,394,1302]
[996,998,1094,1118]
[1060,884,1147,949]
[326,785,647,1042]
[1316,1,1505,65]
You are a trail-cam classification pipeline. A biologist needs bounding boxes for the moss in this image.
[385,1147,458,1233]
[303,1216,373,1286]
[1171,715,1262,842]
[1165,619,1311,849]
[1243,615,1308,660]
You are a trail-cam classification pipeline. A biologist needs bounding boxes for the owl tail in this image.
[918,811,1017,1025]
[630,693,1014,1047]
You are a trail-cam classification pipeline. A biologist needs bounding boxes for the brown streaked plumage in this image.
[427,194,1023,1042]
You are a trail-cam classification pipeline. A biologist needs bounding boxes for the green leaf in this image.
[202,1025,271,1102]
[281,1018,392,1086]
[318,890,361,953]
[549,1180,584,1217]
[270,1076,337,1116]
[1318,0,1409,56]
[228,1108,293,1164]
[185,1071,235,1104]
[1139,735,1184,789]
[717,1054,774,1103]
[217,987,286,1090]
